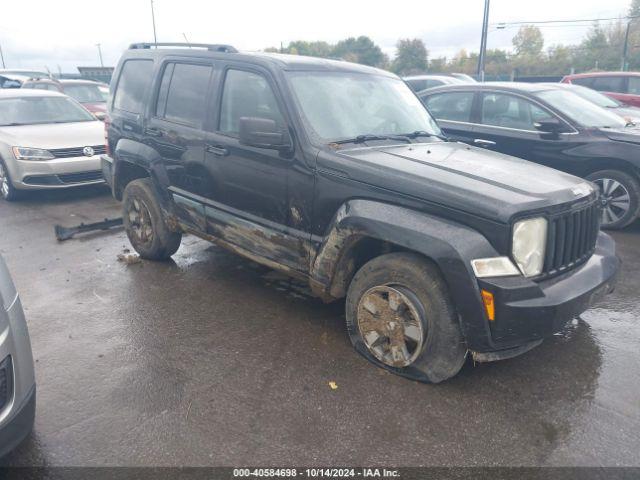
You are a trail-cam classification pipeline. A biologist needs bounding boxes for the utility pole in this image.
[96,43,104,67]
[0,41,5,68]
[477,0,490,82]
[150,0,158,47]
[622,19,632,71]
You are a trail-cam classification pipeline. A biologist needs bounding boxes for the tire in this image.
[122,178,182,260]
[586,169,640,230]
[0,159,20,201]
[345,252,467,383]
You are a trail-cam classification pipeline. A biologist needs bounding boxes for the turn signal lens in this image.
[481,289,495,321]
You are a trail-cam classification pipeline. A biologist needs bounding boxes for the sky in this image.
[0,0,633,73]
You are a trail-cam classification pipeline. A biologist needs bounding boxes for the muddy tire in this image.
[345,252,467,383]
[0,159,20,201]
[122,178,182,260]
[586,169,640,230]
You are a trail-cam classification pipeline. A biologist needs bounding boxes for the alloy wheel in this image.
[127,198,154,247]
[356,285,425,368]
[594,177,631,226]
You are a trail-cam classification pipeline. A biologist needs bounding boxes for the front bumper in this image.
[0,385,35,458]
[12,156,104,190]
[475,232,618,353]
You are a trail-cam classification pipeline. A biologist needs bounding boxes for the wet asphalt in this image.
[0,185,638,467]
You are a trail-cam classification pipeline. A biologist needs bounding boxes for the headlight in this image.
[12,146,54,161]
[471,257,520,278]
[512,217,548,277]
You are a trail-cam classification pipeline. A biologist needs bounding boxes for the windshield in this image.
[63,84,105,103]
[535,89,627,129]
[286,72,441,143]
[567,85,621,108]
[0,96,95,126]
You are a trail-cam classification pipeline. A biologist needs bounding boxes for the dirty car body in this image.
[102,44,619,381]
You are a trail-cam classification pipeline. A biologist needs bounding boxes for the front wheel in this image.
[0,160,20,201]
[586,170,640,230]
[122,178,182,260]
[345,252,467,383]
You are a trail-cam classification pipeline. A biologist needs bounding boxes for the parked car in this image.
[0,254,36,458]
[561,71,640,107]
[0,89,106,201]
[102,43,618,383]
[419,82,640,229]
[22,79,108,120]
[548,82,640,125]
[404,74,467,92]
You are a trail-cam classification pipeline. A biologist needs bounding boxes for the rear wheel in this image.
[122,178,182,260]
[0,160,20,201]
[345,252,467,383]
[586,170,640,230]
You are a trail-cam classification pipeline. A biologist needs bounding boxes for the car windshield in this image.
[535,89,627,128]
[567,85,621,108]
[286,71,441,143]
[0,96,95,126]
[63,84,105,103]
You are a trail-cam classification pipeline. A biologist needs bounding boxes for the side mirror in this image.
[534,118,563,138]
[239,117,291,151]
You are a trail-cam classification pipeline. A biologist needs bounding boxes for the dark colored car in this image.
[420,82,640,229]
[102,43,618,383]
[561,71,640,108]
[22,79,108,120]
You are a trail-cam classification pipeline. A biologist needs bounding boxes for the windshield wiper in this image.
[397,130,449,141]
[332,134,412,145]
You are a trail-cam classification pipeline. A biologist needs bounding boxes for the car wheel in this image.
[0,159,20,201]
[122,178,182,260]
[345,252,467,383]
[586,170,640,230]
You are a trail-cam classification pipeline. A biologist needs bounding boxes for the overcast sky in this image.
[0,0,632,73]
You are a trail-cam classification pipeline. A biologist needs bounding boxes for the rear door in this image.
[421,90,477,143]
[145,59,215,232]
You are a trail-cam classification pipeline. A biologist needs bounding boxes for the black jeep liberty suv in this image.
[101,43,619,383]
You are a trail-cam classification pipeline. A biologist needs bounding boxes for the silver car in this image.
[0,89,105,201]
[0,254,35,457]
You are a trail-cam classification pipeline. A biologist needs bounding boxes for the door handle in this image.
[473,138,496,147]
[206,144,229,156]
[144,127,162,137]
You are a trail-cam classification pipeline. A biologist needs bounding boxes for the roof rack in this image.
[128,42,238,53]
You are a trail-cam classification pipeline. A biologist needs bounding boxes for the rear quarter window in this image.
[424,92,474,122]
[570,77,595,88]
[113,59,154,114]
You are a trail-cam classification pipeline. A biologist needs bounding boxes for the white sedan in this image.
[0,89,105,201]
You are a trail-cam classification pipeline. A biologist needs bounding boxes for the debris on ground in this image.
[117,253,142,265]
[329,381,338,390]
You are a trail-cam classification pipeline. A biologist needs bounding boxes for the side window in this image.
[218,69,285,135]
[424,92,474,122]
[627,77,640,95]
[407,79,428,92]
[155,63,212,127]
[571,77,594,88]
[591,76,625,93]
[481,93,554,130]
[113,59,154,114]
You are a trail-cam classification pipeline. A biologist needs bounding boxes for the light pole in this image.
[0,41,5,68]
[150,0,158,47]
[96,43,104,67]
[477,0,491,82]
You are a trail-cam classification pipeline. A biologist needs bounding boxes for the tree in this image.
[287,41,333,58]
[630,0,640,17]
[512,25,544,57]
[332,36,387,67]
[391,38,428,75]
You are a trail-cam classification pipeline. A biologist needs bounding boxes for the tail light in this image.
[104,114,111,156]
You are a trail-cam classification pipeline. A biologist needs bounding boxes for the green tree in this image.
[391,38,428,75]
[332,36,387,67]
[287,41,333,58]
[512,25,544,57]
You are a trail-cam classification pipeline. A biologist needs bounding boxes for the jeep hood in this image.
[335,142,594,223]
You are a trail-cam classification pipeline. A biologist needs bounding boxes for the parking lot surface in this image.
[0,186,639,467]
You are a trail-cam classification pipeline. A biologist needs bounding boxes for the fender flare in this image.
[310,199,501,350]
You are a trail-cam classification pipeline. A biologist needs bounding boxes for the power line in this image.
[492,15,640,27]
